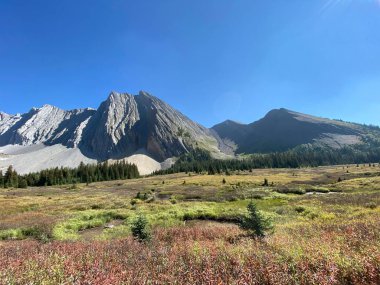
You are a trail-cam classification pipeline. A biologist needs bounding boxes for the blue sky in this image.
[0,0,379,127]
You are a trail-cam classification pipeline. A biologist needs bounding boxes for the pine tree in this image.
[130,214,150,242]
[240,202,273,238]
[5,166,18,188]
[208,165,216,175]
[18,178,28,188]
[0,170,4,188]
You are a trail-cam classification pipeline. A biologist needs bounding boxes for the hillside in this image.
[212,108,380,154]
[1,97,380,176]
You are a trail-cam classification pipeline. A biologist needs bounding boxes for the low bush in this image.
[53,211,126,240]
[306,187,330,193]
[365,202,377,209]
[274,186,306,195]
[294,206,306,213]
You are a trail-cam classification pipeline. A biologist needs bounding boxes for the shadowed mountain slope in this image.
[212,108,369,154]
[80,91,226,161]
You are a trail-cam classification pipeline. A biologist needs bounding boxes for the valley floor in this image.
[0,164,380,284]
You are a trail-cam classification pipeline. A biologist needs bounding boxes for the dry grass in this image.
[0,219,379,284]
[0,164,379,283]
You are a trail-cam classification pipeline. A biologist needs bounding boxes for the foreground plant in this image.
[130,214,150,242]
[240,201,273,238]
[1,221,379,285]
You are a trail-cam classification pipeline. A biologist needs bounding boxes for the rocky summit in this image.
[0,91,379,175]
[211,108,372,154]
[79,91,227,161]
[0,91,228,174]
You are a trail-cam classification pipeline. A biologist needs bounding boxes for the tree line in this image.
[154,145,380,175]
[2,143,380,188]
[0,161,139,188]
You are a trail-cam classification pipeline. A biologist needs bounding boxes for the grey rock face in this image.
[0,112,21,135]
[80,92,141,159]
[0,112,9,121]
[0,105,95,147]
[0,91,225,162]
[1,91,379,169]
[47,108,96,147]
[80,91,222,161]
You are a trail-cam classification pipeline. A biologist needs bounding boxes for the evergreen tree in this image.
[130,214,150,242]
[240,202,273,238]
[4,166,18,188]
[208,165,216,175]
[0,170,4,188]
[18,178,28,189]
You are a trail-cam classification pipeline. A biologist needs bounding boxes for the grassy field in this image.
[0,164,379,284]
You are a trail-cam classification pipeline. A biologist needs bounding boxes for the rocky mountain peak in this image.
[213,107,364,154]
[1,91,378,176]
[107,91,132,102]
[138,90,154,98]
[0,112,9,120]
[41,104,56,109]
[79,90,224,161]
[261,108,292,120]
[221,119,244,126]
[0,102,95,147]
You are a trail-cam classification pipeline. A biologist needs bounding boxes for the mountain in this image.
[1,94,379,176]
[212,108,376,154]
[0,105,95,147]
[0,91,228,175]
[79,91,226,161]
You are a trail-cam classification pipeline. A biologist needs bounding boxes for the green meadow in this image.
[1,164,379,284]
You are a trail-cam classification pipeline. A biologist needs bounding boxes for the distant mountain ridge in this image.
[1,92,379,175]
[212,108,373,154]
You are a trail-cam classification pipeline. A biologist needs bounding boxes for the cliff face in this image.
[0,105,95,147]
[0,91,225,162]
[80,91,223,161]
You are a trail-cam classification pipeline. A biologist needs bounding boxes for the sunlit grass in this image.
[0,164,379,282]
